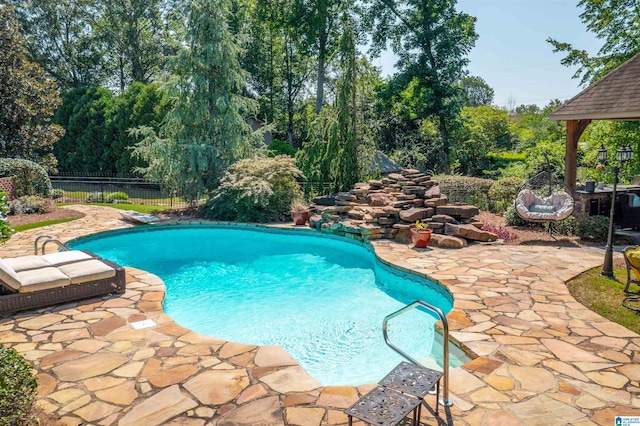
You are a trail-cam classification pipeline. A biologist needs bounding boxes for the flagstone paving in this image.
[1,205,639,425]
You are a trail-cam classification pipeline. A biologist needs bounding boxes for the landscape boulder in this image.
[430,234,467,249]
[444,223,498,242]
[436,205,479,219]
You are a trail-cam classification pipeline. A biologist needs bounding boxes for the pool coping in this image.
[0,205,638,425]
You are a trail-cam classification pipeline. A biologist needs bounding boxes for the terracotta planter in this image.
[291,210,309,225]
[410,228,432,248]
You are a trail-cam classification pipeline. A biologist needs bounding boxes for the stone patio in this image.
[0,205,638,426]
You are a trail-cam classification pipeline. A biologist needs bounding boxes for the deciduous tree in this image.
[460,76,494,107]
[366,0,477,173]
[92,0,178,91]
[8,0,105,89]
[0,7,64,172]
[547,0,640,85]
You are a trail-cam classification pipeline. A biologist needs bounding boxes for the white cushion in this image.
[17,267,70,293]
[0,258,22,291]
[57,259,115,284]
[41,251,93,266]
[4,256,50,272]
[515,189,574,221]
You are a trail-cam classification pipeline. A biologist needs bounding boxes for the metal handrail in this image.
[40,238,70,255]
[34,235,53,255]
[382,300,453,407]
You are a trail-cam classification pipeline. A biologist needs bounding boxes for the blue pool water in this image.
[70,225,458,385]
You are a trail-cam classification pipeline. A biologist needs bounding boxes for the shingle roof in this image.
[372,151,402,174]
[549,52,640,121]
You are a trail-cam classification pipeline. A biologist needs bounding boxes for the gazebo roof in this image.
[549,52,640,121]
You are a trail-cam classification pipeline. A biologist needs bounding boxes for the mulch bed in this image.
[6,207,85,227]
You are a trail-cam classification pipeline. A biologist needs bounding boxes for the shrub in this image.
[0,158,52,197]
[434,175,494,210]
[51,188,64,199]
[105,192,129,203]
[0,346,38,425]
[574,215,609,241]
[86,192,104,203]
[551,215,576,236]
[504,205,529,227]
[203,155,304,222]
[8,196,53,215]
[481,223,518,242]
[488,177,524,213]
[0,192,13,242]
[267,139,297,157]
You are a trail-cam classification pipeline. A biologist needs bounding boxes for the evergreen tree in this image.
[132,0,258,202]
[333,18,358,191]
[298,17,359,193]
[52,87,113,173]
[0,6,64,172]
[105,83,168,175]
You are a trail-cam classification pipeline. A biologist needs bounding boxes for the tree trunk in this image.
[315,30,327,114]
[119,56,125,92]
[439,115,450,174]
[285,37,295,146]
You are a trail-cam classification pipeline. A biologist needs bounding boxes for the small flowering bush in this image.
[51,188,64,199]
[8,196,53,215]
[481,222,518,242]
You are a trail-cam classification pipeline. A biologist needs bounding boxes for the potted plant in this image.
[410,221,432,248]
[585,173,596,193]
[291,200,309,225]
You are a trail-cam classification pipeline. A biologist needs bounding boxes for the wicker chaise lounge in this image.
[0,251,126,315]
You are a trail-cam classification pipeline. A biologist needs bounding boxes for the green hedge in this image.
[435,175,494,210]
[0,159,52,198]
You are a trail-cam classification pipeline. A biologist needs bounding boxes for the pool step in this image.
[345,361,443,425]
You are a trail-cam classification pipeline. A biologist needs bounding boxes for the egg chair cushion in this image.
[515,189,574,222]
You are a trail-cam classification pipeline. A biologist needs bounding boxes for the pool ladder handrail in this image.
[34,235,71,255]
[382,300,453,407]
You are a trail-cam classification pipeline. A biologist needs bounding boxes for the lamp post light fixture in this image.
[597,144,608,164]
[601,145,635,277]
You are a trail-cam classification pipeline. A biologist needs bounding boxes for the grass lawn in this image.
[12,204,171,233]
[13,218,79,233]
[567,266,640,335]
[56,203,168,214]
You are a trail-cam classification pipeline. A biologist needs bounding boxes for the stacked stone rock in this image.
[308,168,498,249]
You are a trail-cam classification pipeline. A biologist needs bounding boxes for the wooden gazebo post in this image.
[564,119,592,191]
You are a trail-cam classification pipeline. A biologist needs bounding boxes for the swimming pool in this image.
[70,225,464,385]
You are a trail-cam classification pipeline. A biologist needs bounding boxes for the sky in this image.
[373,0,603,108]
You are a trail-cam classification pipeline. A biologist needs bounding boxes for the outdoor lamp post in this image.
[601,145,635,277]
